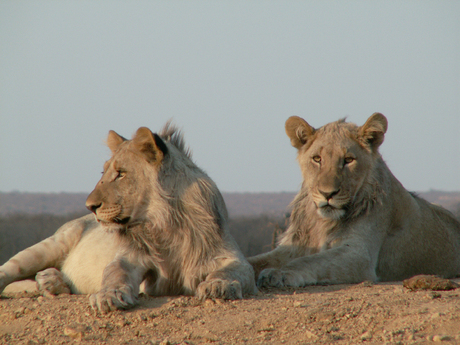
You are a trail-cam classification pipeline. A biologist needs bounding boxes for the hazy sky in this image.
[1,1,459,194]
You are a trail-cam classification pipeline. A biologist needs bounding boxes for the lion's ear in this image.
[132,127,168,164]
[359,113,388,151]
[107,130,127,153]
[285,116,315,149]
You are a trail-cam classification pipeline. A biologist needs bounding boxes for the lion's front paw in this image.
[257,268,286,288]
[257,268,310,288]
[196,279,243,301]
[36,268,71,296]
[89,286,138,313]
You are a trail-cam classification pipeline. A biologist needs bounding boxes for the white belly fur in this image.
[61,226,121,294]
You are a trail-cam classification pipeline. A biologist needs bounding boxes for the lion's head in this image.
[85,122,226,236]
[85,126,170,231]
[285,113,388,220]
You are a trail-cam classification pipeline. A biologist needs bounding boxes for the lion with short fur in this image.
[249,113,460,288]
[0,122,256,312]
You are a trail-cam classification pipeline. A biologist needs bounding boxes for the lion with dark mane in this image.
[0,122,256,312]
[249,113,460,287]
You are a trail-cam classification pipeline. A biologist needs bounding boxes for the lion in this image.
[248,113,460,288]
[0,122,256,312]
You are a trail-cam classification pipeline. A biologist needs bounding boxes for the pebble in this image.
[294,301,308,308]
[432,335,451,342]
[204,299,215,307]
[316,311,335,321]
[361,281,374,287]
[361,331,372,341]
[431,312,445,319]
[14,307,26,318]
[63,326,83,340]
[305,330,317,339]
[138,314,148,322]
[116,319,127,328]
[15,307,26,314]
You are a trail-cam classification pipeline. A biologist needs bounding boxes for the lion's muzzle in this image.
[86,199,127,224]
[314,191,347,220]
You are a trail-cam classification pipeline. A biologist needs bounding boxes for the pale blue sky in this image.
[1,1,459,193]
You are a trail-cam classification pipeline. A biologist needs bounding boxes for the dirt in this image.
[1,279,460,345]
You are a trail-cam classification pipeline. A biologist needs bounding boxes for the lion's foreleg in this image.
[0,220,85,293]
[196,258,257,300]
[257,243,377,288]
[89,255,147,313]
[247,245,306,279]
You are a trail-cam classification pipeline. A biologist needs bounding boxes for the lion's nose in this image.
[318,189,340,200]
[86,201,102,214]
[86,187,103,214]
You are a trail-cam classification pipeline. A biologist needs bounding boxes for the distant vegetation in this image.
[1,190,459,217]
[0,212,87,265]
[0,192,88,216]
[228,214,289,257]
[0,212,288,265]
[0,191,459,266]
[0,191,296,218]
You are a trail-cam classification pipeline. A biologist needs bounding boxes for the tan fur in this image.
[248,113,460,288]
[0,122,256,312]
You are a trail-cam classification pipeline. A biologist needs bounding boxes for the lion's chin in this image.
[96,216,131,232]
[317,206,345,220]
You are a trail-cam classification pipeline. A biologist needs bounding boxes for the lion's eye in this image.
[344,157,354,164]
[312,156,321,163]
[115,171,126,180]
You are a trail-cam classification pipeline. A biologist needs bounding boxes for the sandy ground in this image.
[1,278,460,345]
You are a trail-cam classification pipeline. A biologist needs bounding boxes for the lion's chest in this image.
[296,221,345,253]
[319,236,343,252]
